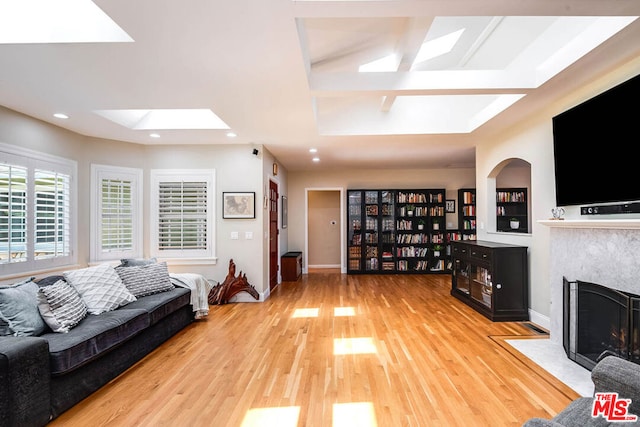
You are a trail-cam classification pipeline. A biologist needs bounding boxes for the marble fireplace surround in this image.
[541,219,640,345]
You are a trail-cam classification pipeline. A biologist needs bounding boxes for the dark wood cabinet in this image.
[282,251,302,281]
[450,240,528,321]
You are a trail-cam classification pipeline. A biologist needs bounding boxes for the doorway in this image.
[306,189,344,273]
[269,179,279,290]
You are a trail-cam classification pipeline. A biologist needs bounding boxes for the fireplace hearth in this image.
[563,277,640,370]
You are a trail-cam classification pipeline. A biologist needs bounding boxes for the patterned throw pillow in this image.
[119,257,157,267]
[64,264,136,315]
[0,278,47,336]
[115,262,174,297]
[37,280,88,333]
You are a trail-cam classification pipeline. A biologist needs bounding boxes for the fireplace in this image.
[563,277,640,370]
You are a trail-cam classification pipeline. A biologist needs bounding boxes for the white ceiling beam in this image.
[292,0,640,18]
[310,70,536,95]
[382,16,434,111]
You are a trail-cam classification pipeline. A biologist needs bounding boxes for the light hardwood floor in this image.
[48,272,578,427]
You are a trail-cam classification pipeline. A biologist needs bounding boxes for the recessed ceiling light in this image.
[53,113,68,119]
[226,132,237,137]
[309,148,318,153]
[149,133,160,138]
[312,157,320,162]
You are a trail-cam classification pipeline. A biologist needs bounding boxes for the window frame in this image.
[90,164,143,263]
[0,143,77,277]
[150,169,216,264]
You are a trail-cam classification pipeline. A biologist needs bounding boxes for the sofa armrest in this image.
[592,355,640,415]
[0,336,51,427]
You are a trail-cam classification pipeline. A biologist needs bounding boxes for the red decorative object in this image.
[208,259,259,304]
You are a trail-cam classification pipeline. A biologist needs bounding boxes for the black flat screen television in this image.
[552,73,640,207]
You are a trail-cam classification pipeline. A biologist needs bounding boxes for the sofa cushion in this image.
[41,308,149,375]
[120,287,191,325]
[0,279,47,337]
[115,262,174,297]
[551,397,606,426]
[119,257,157,267]
[64,264,136,315]
[37,280,88,333]
[36,275,66,287]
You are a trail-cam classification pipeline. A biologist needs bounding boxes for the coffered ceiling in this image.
[1,0,639,171]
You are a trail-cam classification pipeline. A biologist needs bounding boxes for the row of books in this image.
[461,219,476,230]
[461,191,475,204]
[397,246,429,257]
[396,233,429,244]
[462,205,475,216]
[496,191,526,202]
[447,232,477,241]
[397,192,428,203]
[397,260,430,271]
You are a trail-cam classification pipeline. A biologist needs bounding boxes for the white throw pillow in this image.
[37,280,88,333]
[64,264,136,315]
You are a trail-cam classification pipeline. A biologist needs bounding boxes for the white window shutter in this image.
[0,164,28,263]
[150,169,215,261]
[34,169,71,259]
[90,164,142,263]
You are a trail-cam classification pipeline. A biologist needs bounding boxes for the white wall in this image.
[476,122,554,325]
[0,106,271,296]
[142,144,266,295]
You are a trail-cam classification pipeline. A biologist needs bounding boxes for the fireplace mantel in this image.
[538,219,640,229]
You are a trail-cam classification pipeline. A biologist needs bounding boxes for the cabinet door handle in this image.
[496,284,502,289]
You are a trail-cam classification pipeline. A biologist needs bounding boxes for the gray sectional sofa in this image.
[0,262,197,427]
[523,355,640,426]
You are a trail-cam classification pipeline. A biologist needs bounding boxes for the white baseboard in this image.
[308,264,341,269]
[528,309,550,332]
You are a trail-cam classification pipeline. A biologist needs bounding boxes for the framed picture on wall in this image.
[223,192,256,219]
[445,199,456,213]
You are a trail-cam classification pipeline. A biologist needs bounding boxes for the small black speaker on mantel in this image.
[580,202,640,215]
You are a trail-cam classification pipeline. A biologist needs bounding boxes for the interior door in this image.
[269,180,279,290]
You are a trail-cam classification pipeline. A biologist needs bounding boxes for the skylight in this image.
[412,28,465,66]
[0,0,133,44]
[359,54,398,72]
[94,109,230,130]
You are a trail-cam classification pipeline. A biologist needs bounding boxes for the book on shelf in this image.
[462,191,475,204]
